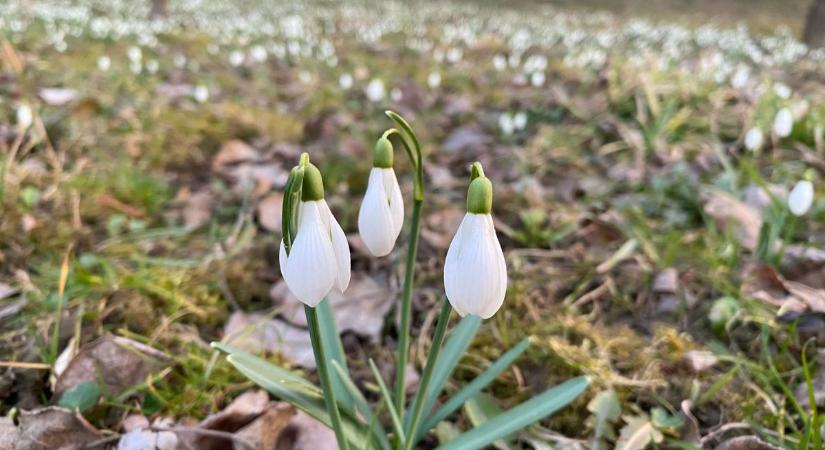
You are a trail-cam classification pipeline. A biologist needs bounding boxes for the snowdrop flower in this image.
[493,54,507,71]
[193,85,210,103]
[498,112,514,136]
[229,50,245,67]
[774,83,791,99]
[513,111,528,130]
[427,71,441,89]
[358,138,404,257]
[365,78,386,102]
[444,163,507,319]
[731,65,749,89]
[16,103,32,131]
[773,108,793,138]
[127,46,142,63]
[280,159,351,306]
[744,127,764,151]
[250,45,267,62]
[530,71,545,87]
[97,55,111,72]
[390,88,403,102]
[146,59,159,74]
[788,179,814,216]
[339,73,353,90]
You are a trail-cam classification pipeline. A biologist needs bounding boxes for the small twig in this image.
[0,361,50,369]
[700,422,753,446]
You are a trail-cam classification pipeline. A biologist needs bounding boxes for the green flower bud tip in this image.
[299,152,310,166]
[373,137,394,168]
[301,162,325,201]
[467,176,493,214]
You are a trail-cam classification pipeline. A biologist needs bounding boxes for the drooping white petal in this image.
[358,168,403,257]
[319,199,351,292]
[280,201,337,306]
[444,213,507,319]
[788,180,814,216]
[744,127,764,152]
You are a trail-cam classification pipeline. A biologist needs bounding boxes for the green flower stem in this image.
[404,299,453,450]
[305,304,350,450]
[394,198,422,416]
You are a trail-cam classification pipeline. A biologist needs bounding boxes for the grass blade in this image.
[419,338,529,437]
[434,376,590,450]
[331,360,392,450]
[317,298,355,412]
[369,358,407,446]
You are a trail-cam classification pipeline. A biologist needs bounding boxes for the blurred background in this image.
[1,1,825,449]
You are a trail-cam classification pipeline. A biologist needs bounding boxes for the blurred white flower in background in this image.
[773,108,793,138]
[774,82,791,99]
[513,111,528,130]
[339,73,353,90]
[493,54,507,71]
[427,71,441,89]
[193,85,209,103]
[229,50,244,67]
[498,112,514,136]
[390,88,402,102]
[730,65,749,89]
[446,47,462,63]
[174,54,187,68]
[16,103,33,130]
[97,55,110,72]
[530,71,545,87]
[788,180,814,216]
[146,59,159,74]
[744,127,764,151]
[127,46,142,63]
[250,45,267,63]
[365,78,386,102]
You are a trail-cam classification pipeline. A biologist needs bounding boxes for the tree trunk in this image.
[149,0,168,19]
[804,0,825,48]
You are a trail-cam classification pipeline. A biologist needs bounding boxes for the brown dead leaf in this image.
[223,312,315,368]
[683,350,719,373]
[180,390,271,450]
[212,140,260,172]
[743,262,825,314]
[442,124,492,154]
[714,436,781,450]
[283,410,338,450]
[702,189,762,251]
[652,268,679,294]
[233,402,294,450]
[257,192,284,233]
[12,407,101,450]
[54,335,170,400]
[270,273,394,343]
[422,206,464,250]
[182,190,215,230]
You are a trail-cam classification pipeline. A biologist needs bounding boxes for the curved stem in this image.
[305,304,350,450]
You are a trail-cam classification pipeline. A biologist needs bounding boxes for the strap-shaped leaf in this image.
[317,299,354,412]
[419,338,529,437]
[331,360,392,450]
[434,376,590,450]
[221,350,367,449]
[409,315,481,430]
[212,342,321,397]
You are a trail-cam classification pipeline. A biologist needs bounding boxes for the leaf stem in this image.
[305,304,350,450]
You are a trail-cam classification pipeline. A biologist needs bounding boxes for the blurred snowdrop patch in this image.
[338,72,353,90]
[773,108,793,138]
[499,112,515,136]
[427,71,441,89]
[744,127,764,151]
[16,103,32,130]
[193,85,209,103]
[365,78,386,102]
[774,82,792,99]
[96,55,110,72]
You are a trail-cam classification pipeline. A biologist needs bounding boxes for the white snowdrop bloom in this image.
[530,71,545,87]
[339,73,353,90]
[774,83,791,99]
[358,138,404,257]
[97,55,111,72]
[498,112,514,136]
[390,88,403,102]
[174,54,187,68]
[773,108,793,138]
[250,45,267,63]
[365,78,386,103]
[427,71,441,89]
[130,61,142,75]
[444,166,507,319]
[493,54,507,71]
[731,65,749,89]
[446,47,462,63]
[127,46,142,63]
[229,50,245,67]
[279,163,350,306]
[513,111,528,130]
[16,103,33,130]
[146,59,159,74]
[744,127,764,151]
[788,180,814,216]
[193,85,209,103]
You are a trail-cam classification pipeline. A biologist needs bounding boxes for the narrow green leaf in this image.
[435,376,590,450]
[58,381,100,412]
[317,299,354,412]
[369,358,407,446]
[331,360,392,450]
[411,315,481,431]
[463,393,514,450]
[420,338,529,436]
[212,342,321,397]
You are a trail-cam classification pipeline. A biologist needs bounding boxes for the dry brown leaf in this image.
[180,390,271,450]
[233,402,295,450]
[213,140,260,172]
[442,124,492,154]
[54,335,170,400]
[743,262,825,314]
[12,407,101,450]
[422,206,464,250]
[257,192,284,232]
[270,273,394,343]
[702,189,762,251]
[683,350,719,373]
[714,436,781,450]
[182,190,215,230]
[285,410,338,450]
[652,268,679,294]
[223,312,315,368]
